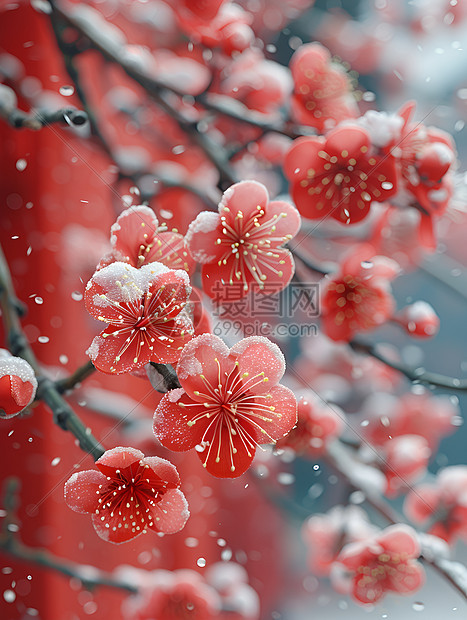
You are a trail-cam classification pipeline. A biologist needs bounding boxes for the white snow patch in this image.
[356,110,403,148]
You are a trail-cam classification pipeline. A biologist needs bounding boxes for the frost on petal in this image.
[96,446,144,471]
[0,355,37,418]
[85,262,159,319]
[149,488,190,534]
[219,180,268,217]
[356,110,403,148]
[231,336,285,392]
[91,510,143,544]
[185,211,221,264]
[0,355,37,386]
[176,333,230,384]
[144,455,181,488]
[378,524,420,558]
[64,470,106,514]
[110,205,159,261]
[153,391,205,451]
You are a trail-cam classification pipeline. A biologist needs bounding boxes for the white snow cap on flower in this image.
[0,350,37,387]
[89,261,172,307]
[356,110,403,148]
[0,350,37,418]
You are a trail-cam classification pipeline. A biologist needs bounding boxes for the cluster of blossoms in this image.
[66,180,299,547]
[5,0,467,614]
[302,509,424,604]
[120,561,259,620]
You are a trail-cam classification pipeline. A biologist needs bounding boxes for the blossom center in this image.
[95,464,168,534]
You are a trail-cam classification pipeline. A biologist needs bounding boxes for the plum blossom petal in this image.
[186,180,300,301]
[153,334,297,478]
[64,447,189,544]
[85,262,193,374]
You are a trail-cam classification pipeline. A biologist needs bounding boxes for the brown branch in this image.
[195,93,315,140]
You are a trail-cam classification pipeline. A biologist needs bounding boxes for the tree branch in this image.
[55,360,96,394]
[0,243,104,460]
[148,362,181,392]
[0,101,88,130]
[326,440,467,602]
[0,477,137,593]
[350,340,467,392]
[49,3,238,188]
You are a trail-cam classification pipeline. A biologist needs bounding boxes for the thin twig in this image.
[55,360,96,393]
[0,243,104,460]
[326,440,467,602]
[0,103,88,130]
[350,340,467,392]
[50,3,238,188]
[0,477,137,593]
[196,93,315,140]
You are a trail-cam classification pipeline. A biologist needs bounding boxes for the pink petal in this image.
[64,470,106,514]
[266,200,301,239]
[388,561,425,595]
[321,313,354,342]
[220,180,268,219]
[290,177,333,220]
[247,247,295,295]
[230,336,285,393]
[201,260,247,300]
[378,524,420,558]
[153,390,205,452]
[144,455,181,488]
[96,446,145,470]
[353,574,385,605]
[150,314,194,364]
[247,384,298,443]
[147,269,191,321]
[283,137,323,180]
[91,511,142,544]
[337,541,377,571]
[202,248,295,301]
[196,421,256,478]
[149,488,190,534]
[87,330,143,375]
[176,333,232,397]
[145,230,195,273]
[9,374,36,409]
[398,100,416,130]
[186,211,222,264]
[325,126,370,162]
[111,205,159,263]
